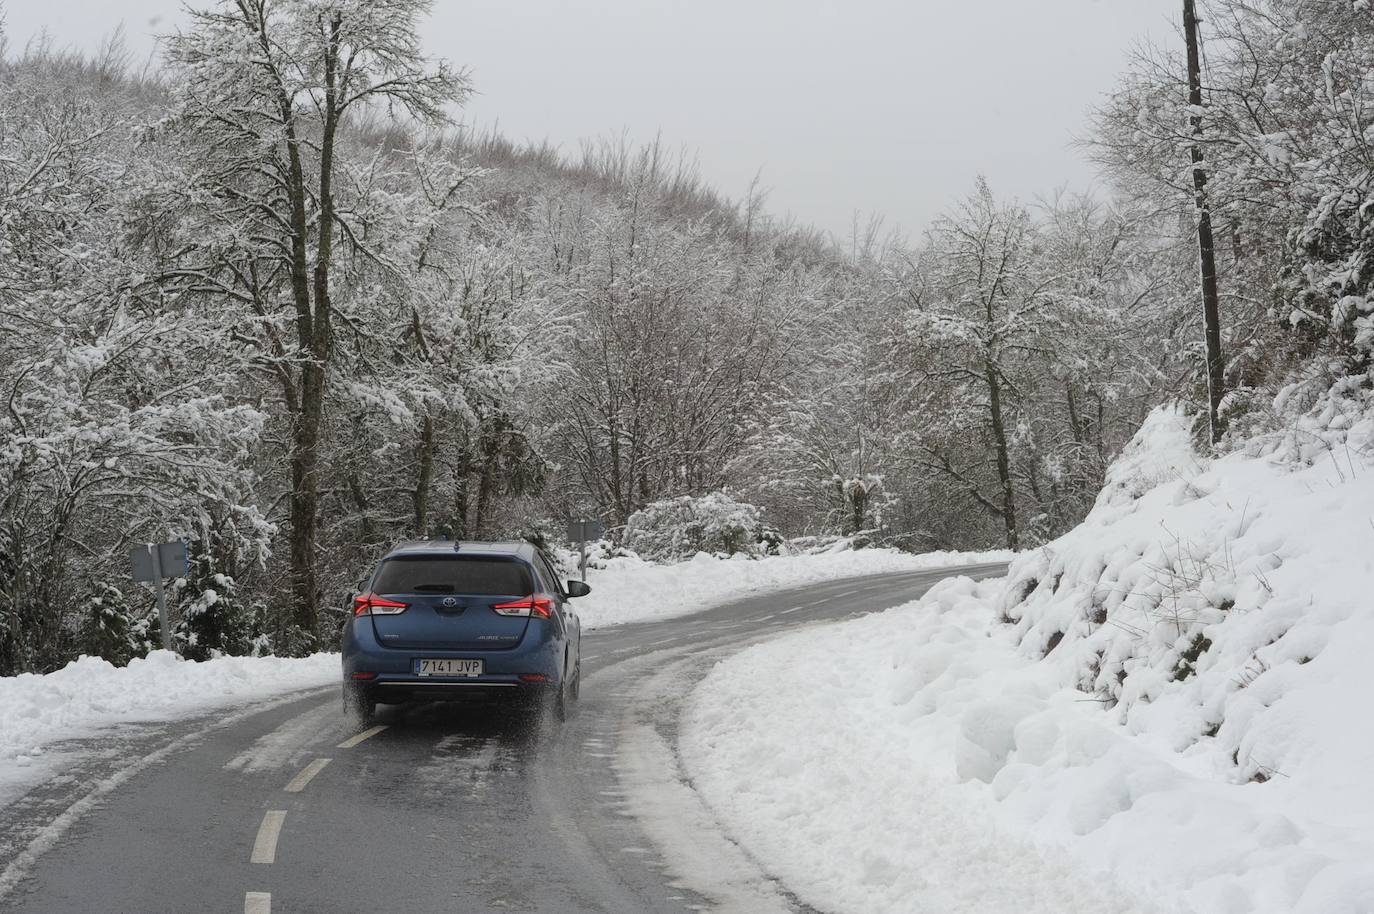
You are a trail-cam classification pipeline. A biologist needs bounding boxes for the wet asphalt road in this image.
[0,562,1006,914]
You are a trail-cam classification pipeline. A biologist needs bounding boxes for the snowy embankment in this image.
[682,405,1374,914]
[573,547,1012,629]
[0,651,337,784]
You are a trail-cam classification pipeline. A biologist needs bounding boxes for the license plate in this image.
[415,658,484,677]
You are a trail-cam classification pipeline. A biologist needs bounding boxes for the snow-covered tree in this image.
[160,0,468,651]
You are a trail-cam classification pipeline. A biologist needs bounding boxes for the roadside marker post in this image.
[130,540,189,652]
[565,519,604,582]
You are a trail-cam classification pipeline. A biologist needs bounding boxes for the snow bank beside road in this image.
[681,578,1163,914]
[0,650,337,773]
[574,547,1011,629]
[682,405,1374,914]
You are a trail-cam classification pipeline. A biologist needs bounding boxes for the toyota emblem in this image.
[442,597,458,607]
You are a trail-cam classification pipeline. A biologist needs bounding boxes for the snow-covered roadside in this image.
[574,547,1012,629]
[680,406,1374,914]
[680,582,1164,914]
[0,650,337,799]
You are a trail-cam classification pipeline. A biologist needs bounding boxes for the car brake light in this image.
[353,592,409,616]
[491,595,554,618]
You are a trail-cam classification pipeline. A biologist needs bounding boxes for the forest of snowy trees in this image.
[2,0,1371,673]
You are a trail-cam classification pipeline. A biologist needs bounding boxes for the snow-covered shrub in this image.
[172,535,256,661]
[79,583,150,667]
[551,538,639,576]
[623,493,764,562]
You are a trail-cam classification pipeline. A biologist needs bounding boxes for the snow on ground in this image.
[0,650,337,798]
[573,547,1012,629]
[681,405,1374,914]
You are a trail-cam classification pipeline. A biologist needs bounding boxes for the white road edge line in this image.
[244,891,271,914]
[284,757,331,793]
[337,724,388,749]
[251,810,287,864]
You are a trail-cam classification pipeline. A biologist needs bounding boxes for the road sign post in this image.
[130,541,189,652]
[565,519,604,582]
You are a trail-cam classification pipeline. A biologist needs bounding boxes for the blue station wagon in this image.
[341,540,586,723]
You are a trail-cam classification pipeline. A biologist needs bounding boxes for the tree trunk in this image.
[288,369,323,646]
[986,361,1020,549]
[285,12,343,650]
[1065,383,1087,446]
[346,470,377,542]
[413,414,435,536]
[451,458,470,540]
[1183,0,1226,444]
[473,415,504,538]
[849,479,867,534]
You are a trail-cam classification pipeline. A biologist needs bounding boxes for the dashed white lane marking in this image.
[336,725,387,749]
[244,891,271,913]
[284,757,331,793]
[251,811,287,864]
[0,686,333,905]
[778,605,808,615]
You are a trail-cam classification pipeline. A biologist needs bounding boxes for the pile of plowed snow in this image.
[574,547,1011,629]
[0,651,337,780]
[682,405,1374,914]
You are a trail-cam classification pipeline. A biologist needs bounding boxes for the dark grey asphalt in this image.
[0,562,1006,914]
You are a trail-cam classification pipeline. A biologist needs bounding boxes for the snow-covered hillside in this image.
[682,405,1374,914]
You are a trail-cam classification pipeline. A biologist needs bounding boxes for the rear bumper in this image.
[341,614,568,703]
[357,678,553,705]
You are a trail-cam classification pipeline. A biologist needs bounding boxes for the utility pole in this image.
[1184,0,1226,444]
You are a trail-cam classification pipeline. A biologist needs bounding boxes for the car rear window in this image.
[372,557,532,595]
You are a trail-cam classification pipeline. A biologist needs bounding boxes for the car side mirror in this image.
[566,580,591,598]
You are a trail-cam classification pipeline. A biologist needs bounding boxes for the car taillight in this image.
[352,592,409,616]
[491,595,554,618]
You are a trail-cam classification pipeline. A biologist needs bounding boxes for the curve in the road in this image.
[0,562,1006,914]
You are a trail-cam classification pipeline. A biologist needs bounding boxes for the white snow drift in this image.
[0,650,337,779]
[572,546,1011,629]
[682,405,1374,914]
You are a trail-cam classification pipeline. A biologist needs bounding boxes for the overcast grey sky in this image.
[4,0,1178,238]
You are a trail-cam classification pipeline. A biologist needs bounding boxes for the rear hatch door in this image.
[368,555,532,651]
